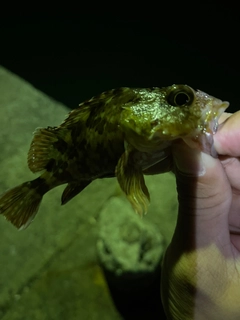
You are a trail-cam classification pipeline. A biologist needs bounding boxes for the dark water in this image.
[0,10,240,113]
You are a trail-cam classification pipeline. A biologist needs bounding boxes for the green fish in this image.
[0,85,229,229]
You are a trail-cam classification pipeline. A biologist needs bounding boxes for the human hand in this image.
[161,111,240,319]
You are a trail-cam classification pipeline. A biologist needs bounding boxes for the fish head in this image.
[119,84,229,154]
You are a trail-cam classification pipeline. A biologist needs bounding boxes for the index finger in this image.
[214,111,240,157]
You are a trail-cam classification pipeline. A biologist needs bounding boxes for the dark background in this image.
[0,7,239,319]
[0,7,239,113]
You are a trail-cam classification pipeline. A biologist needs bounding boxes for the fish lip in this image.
[197,89,229,114]
[206,100,230,135]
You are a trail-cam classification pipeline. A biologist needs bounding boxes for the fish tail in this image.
[0,177,48,230]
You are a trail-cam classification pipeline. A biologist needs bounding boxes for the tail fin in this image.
[0,180,44,230]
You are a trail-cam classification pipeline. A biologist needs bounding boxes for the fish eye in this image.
[167,86,195,107]
[174,92,190,105]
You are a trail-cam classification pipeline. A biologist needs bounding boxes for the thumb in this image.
[172,141,232,248]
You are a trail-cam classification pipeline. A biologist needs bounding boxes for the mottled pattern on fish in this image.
[0,85,229,229]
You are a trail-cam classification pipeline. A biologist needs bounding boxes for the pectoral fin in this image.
[115,148,150,217]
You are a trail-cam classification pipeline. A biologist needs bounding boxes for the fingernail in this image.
[200,151,216,171]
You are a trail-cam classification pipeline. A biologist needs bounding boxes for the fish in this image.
[0,85,229,229]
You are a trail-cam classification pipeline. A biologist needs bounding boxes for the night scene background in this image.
[0,6,239,113]
[0,6,239,320]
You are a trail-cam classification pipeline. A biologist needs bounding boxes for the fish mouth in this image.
[196,89,229,117]
[212,99,229,116]
[203,99,229,135]
[189,98,229,157]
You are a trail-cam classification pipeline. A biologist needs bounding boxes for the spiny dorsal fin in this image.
[28,127,58,173]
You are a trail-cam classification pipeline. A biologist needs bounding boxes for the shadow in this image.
[103,264,166,319]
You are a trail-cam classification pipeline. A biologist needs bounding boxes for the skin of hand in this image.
[161,111,240,320]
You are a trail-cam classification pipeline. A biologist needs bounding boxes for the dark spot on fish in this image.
[30,177,49,195]
[150,119,159,128]
[87,100,106,119]
[95,100,105,109]
[96,123,104,135]
[76,138,87,152]
[53,138,68,154]
[85,115,94,128]
[93,142,120,173]
[85,112,105,134]
[67,149,77,160]
[88,117,105,134]
[94,142,106,158]
[58,170,72,181]
[107,121,119,133]
[113,88,124,96]
[60,161,69,171]
[70,126,80,142]
[82,101,91,106]
[45,158,56,172]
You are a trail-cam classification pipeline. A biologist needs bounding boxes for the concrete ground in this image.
[0,66,177,320]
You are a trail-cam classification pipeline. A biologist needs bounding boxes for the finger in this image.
[219,156,240,247]
[214,111,240,157]
[220,156,240,194]
[172,142,232,252]
[218,112,232,124]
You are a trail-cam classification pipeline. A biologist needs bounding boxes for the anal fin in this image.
[61,181,91,205]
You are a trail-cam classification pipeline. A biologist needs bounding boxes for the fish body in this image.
[0,85,229,229]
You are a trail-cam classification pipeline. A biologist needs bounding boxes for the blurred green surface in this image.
[0,66,177,319]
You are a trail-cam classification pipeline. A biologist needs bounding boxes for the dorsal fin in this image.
[27,127,59,173]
